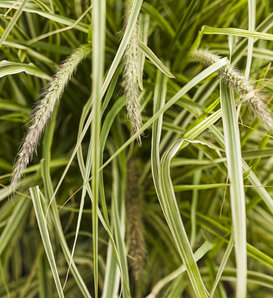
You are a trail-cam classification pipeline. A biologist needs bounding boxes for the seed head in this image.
[124,0,142,145]
[126,159,145,281]
[191,49,273,128]
[11,44,91,190]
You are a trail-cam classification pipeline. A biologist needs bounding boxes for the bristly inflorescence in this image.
[11,44,91,190]
[124,0,142,145]
[191,49,273,129]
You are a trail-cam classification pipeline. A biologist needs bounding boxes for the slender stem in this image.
[92,0,105,297]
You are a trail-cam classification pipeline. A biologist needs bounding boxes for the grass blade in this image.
[30,186,64,298]
[102,241,120,298]
[0,198,30,255]
[0,2,89,33]
[210,126,273,215]
[91,0,105,297]
[245,0,256,78]
[138,13,149,89]
[141,2,175,37]
[220,82,247,298]
[0,60,50,80]
[110,144,130,297]
[101,0,143,97]
[203,25,273,41]
[150,69,207,297]
[101,58,228,169]
[210,236,234,297]
[147,241,213,298]
[159,139,208,297]
[51,0,143,200]
[0,0,29,47]
[138,41,175,78]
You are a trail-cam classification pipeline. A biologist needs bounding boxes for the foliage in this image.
[0,0,273,297]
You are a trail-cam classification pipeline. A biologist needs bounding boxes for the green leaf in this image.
[88,24,92,44]
[29,186,64,298]
[150,69,208,297]
[0,0,29,48]
[203,25,273,41]
[142,2,175,37]
[138,41,175,78]
[220,82,246,298]
[0,1,89,33]
[0,60,51,80]
[101,57,228,169]
[51,0,144,199]
[147,241,213,297]
[91,1,106,297]
[245,0,256,78]
[159,139,209,297]
[0,198,31,255]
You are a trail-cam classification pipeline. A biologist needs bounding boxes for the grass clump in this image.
[0,1,273,298]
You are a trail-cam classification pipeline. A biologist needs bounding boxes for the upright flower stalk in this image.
[124,0,142,144]
[126,159,145,281]
[191,49,273,128]
[11,44,91,190]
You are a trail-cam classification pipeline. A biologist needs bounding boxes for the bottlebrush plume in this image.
[11,44,91,190]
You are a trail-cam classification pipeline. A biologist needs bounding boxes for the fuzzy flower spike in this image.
[126,159,145,281]
[11,44,91,190]
[124,0,142,145]
[191,49,273,129]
